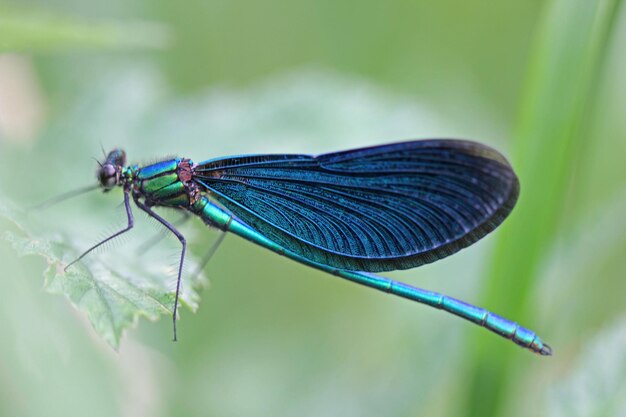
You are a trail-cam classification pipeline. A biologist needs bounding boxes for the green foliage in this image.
[0,201,206,349]
[465,0,624,415]
[0,7,169,51]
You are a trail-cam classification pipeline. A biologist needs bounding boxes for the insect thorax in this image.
[129,158,200,207]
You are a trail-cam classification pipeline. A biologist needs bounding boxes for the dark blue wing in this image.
[193,139,519,272]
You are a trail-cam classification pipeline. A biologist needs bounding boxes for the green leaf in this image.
[0,200,207,349]
[0,7,170,52]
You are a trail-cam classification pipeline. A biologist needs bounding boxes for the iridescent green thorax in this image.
[121,165,137,182]
[126,158,199,207]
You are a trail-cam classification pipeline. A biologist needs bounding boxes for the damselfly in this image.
[63,139,552,355]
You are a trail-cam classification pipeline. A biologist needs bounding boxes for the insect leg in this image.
[133,197,186,342]
[65,190,134,271]
[135,211,192,255]
[190,216,232,279]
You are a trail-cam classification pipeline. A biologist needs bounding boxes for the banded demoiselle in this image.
[65,139,552,355]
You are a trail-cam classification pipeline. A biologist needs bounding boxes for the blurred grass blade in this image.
[0,7,170,52]
[464,0,623,415]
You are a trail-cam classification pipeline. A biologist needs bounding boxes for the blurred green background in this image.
[1,1,625,416]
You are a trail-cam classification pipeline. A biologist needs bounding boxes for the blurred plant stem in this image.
[462,0,623,416]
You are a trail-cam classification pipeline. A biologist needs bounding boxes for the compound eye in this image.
[99,164,118,188]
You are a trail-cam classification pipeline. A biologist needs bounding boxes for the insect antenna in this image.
[29,184,100,211]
